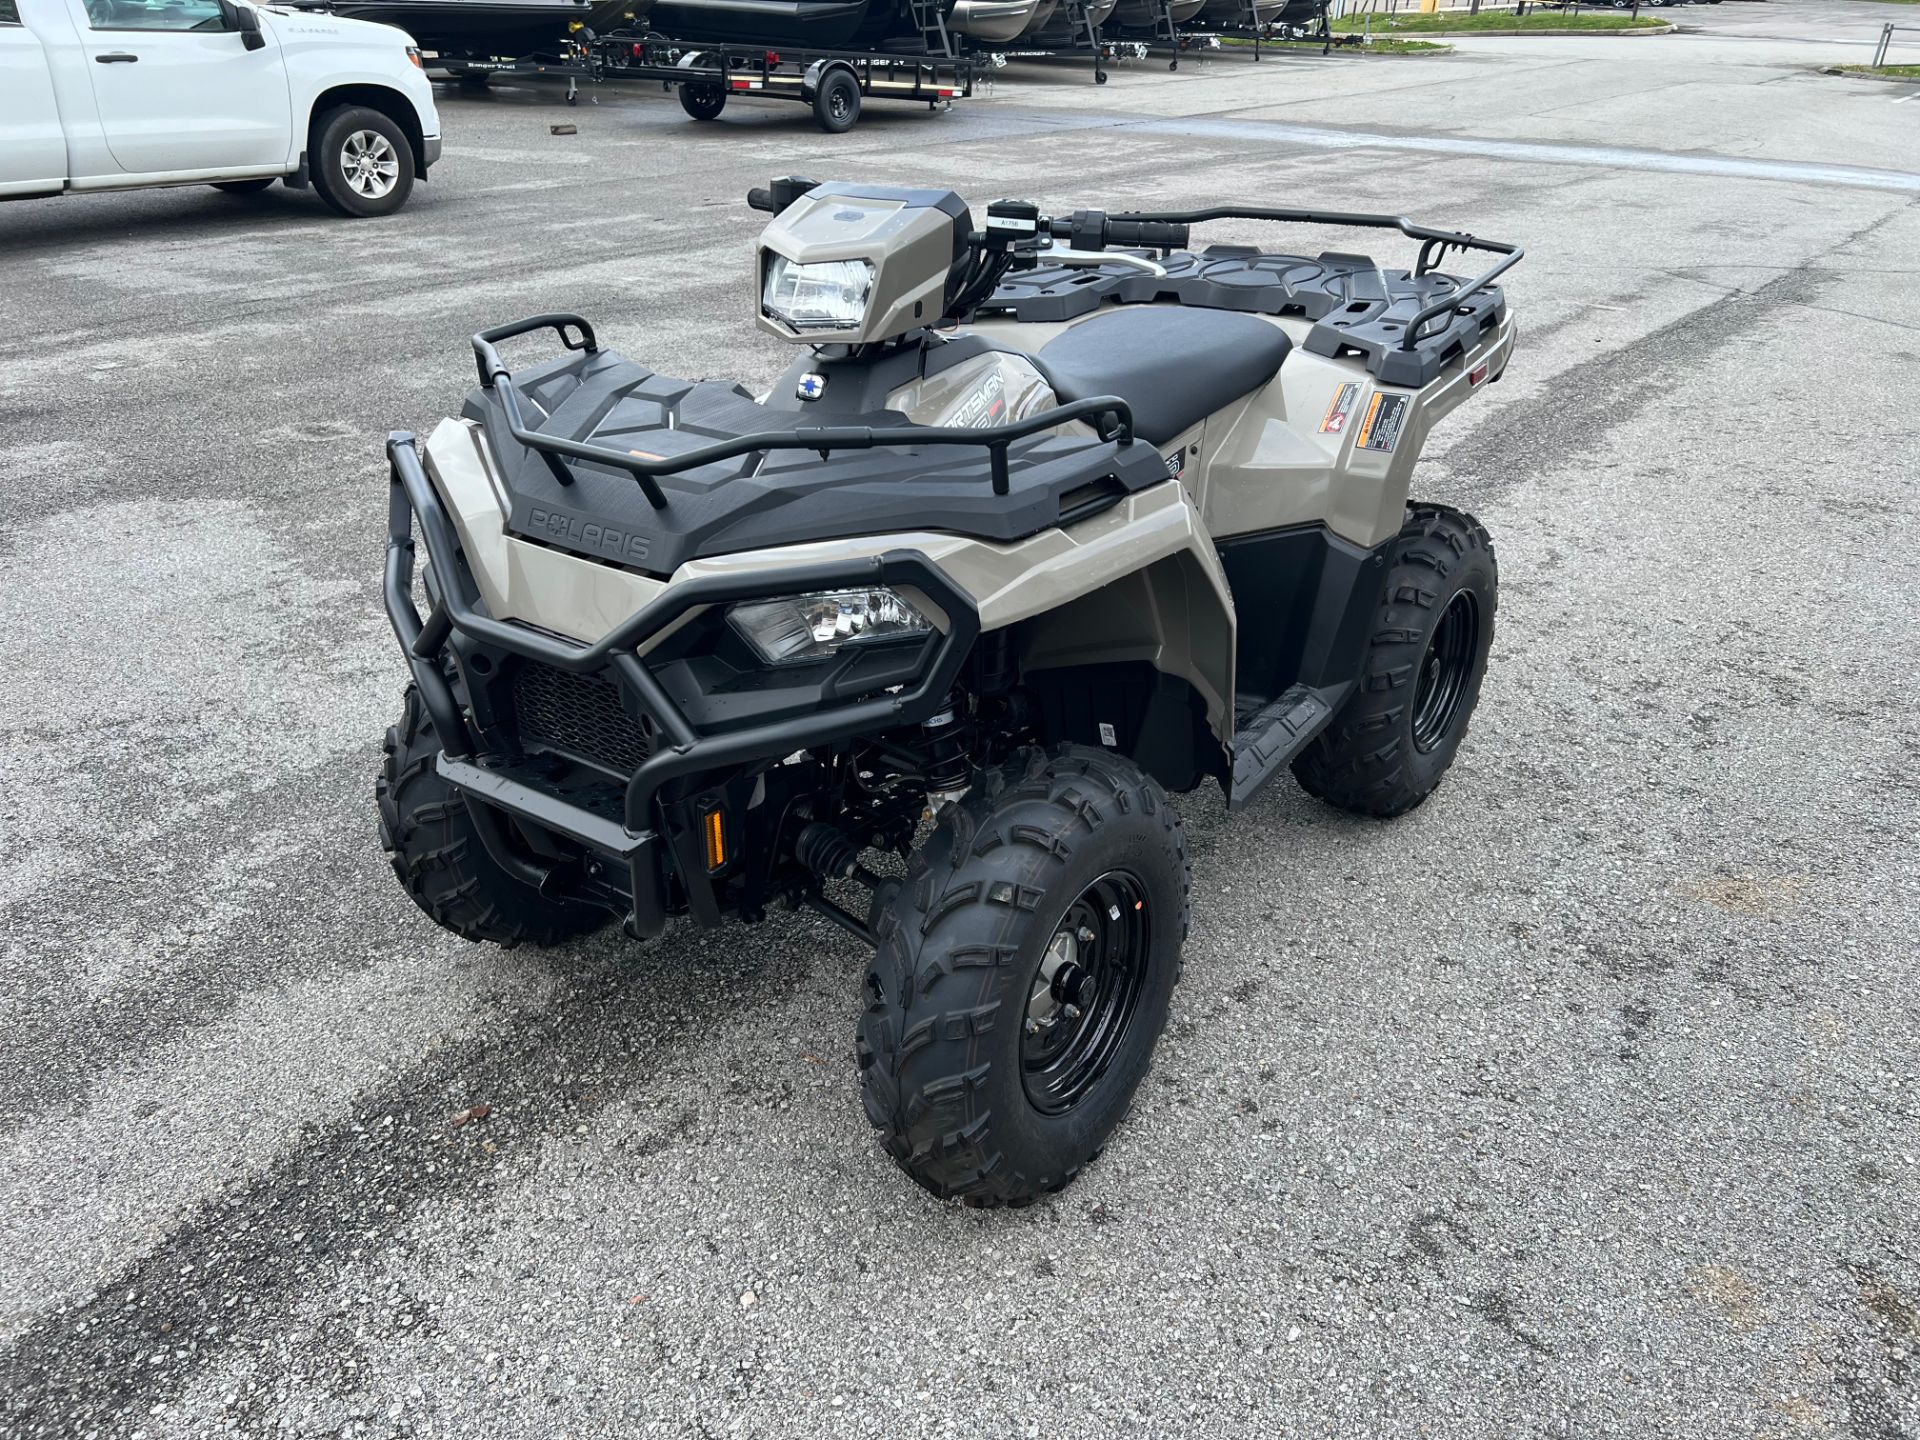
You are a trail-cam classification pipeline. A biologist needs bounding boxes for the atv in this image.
[378,178,1520,1205]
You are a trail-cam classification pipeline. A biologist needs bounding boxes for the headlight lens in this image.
[762,256,874,333]
[728,588,931,665]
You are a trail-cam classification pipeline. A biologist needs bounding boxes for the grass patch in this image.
[1831,62,1920,77]
[1219,33,1450,50]
[1331,10,1666,33]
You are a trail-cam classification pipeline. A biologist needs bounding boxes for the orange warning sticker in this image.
[1355,391,1410,453]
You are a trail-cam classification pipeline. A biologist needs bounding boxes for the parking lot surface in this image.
[2,2,1917,1435]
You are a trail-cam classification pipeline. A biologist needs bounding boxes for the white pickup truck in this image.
[1,0,440,217]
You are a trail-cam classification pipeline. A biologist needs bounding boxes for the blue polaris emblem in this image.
[797,372,828,401]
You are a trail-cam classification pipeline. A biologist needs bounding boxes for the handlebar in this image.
[737,182,1522,351]
[1045,212,1190,251]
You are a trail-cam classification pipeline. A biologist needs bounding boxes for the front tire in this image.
[377,686,607,947]
[858,746,1190,1207]
[311,105,415,219]
[1292,504,1497,818]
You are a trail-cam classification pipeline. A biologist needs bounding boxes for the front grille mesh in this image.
[511,662,652,775]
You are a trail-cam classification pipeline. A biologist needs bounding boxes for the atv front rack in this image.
[383,431,981,939]
[472,315,1137,510]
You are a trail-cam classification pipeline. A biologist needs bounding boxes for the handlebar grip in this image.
[1103,219,1190,249]
[747,187,776,213]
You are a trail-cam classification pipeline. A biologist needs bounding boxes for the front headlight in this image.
[762,256,874,333]
[728,588,931,666]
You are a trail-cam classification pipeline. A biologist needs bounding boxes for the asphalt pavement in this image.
[1,2,1917,1435]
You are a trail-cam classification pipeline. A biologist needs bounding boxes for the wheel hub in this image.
[1021,872,1151,1115]
[1411,588,1481,754]
[342,130,400,200]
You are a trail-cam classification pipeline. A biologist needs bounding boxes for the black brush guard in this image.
[385,319,1136,938]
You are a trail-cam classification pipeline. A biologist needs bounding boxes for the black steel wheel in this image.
[812,68,860,133]
[1292,504,1497,818]
[860,747,1190,1207]
[1411,588,1482,754]
[1021,871,1153,1115]
[679,81,727,120]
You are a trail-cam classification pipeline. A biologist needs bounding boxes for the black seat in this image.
[1031,307,1293,447]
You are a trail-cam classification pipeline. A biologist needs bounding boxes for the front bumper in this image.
[382,431,977,938]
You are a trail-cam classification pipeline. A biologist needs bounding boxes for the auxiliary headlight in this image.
[762,255,874,333]
[728,588,931,666]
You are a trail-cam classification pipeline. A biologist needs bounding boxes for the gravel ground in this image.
[2,2,1917,1436]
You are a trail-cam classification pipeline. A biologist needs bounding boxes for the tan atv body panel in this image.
[966,308,1516,551]
[423,415,1238,738]
[421,301,1513,749]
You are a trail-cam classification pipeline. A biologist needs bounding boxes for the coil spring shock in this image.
[920,692,972,806]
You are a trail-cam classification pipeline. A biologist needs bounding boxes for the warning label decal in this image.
[1319,382,1360,435]
[1356,391,1410,453]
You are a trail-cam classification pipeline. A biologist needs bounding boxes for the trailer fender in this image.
[800,57,856,100]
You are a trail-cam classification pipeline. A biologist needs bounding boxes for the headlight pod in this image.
[728,588,931,666]
[761,255,874,333]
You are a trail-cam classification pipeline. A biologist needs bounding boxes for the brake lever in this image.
[1042,247,1168,279]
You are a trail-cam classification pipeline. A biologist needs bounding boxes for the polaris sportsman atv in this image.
[378,178,1520,1205]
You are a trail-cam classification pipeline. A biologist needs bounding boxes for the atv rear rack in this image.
[384,430,982,940]
[472,314,1137,509]
[1098,205,1523,349]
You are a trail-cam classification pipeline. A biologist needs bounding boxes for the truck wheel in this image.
[311,105,415,219]
[211,178,276,195]
[1292,504,1497,819]
[858,746,1189,1207]
[678,82,727,120]
[812,69,860,133]
[377,686,607,947]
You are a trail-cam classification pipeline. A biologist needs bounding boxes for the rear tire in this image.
[812,68,860,133]
[211,178,276,195]
[311,105,415,219]
[377,685,607,947]
[1292,504,1497,818]
[678,82,727,120]
[858,746,1189,1207]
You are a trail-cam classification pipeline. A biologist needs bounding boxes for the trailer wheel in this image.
[679,82,727,120]
[812,68,860,133]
